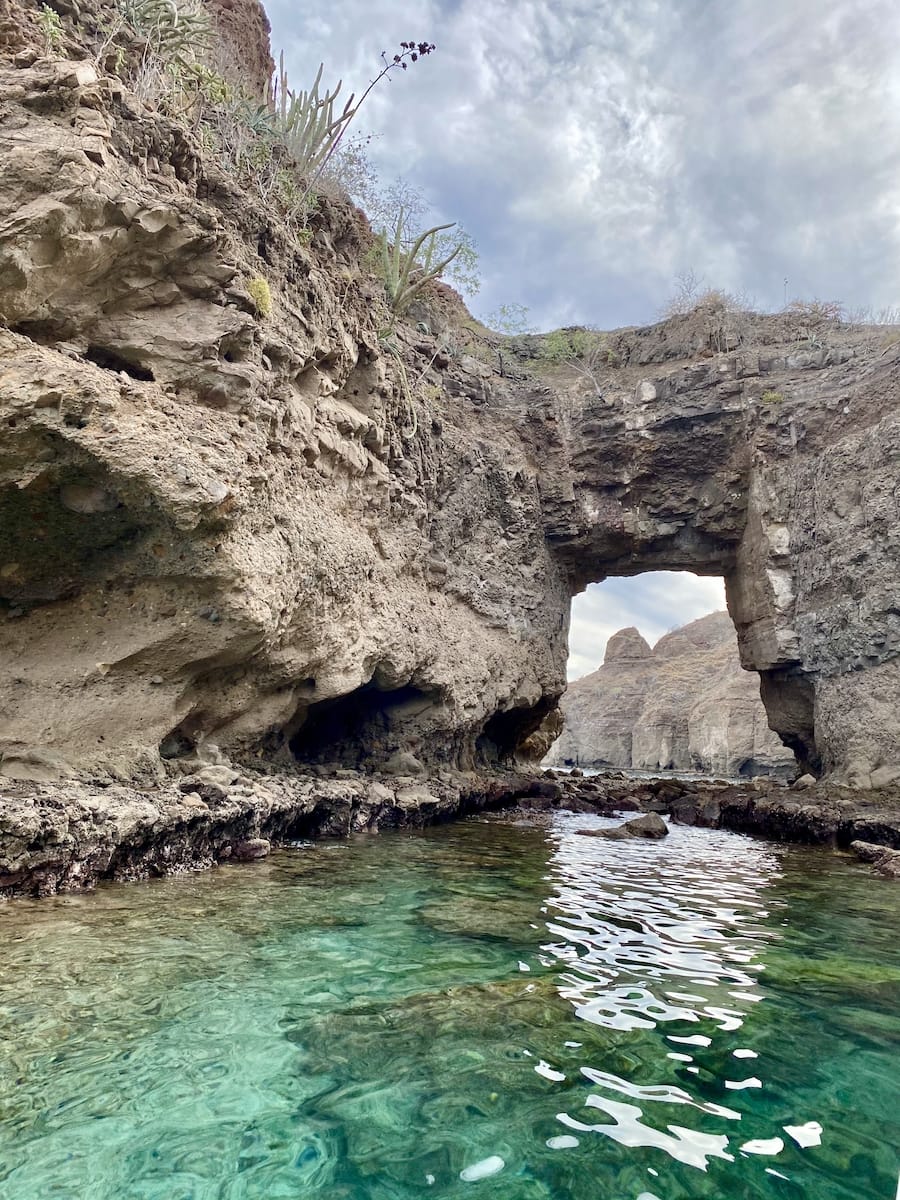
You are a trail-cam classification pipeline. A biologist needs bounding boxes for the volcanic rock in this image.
[577,812,669,839]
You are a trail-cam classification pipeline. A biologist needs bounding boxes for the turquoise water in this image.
[1,812,899,1199]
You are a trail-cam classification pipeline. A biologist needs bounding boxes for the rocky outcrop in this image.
[0,765,530,897]
[1,0,899,833]
[547,612,795,777]
[667,783,900,851]
[520,773,900,877]
[0,28,567,783]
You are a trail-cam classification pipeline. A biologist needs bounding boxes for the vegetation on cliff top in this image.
[74,0,477,322]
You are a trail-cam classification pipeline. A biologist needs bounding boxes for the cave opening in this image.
[85,345,155,381]
[476,696,559,767]
[289,679,443,769]
[552,571,797,779]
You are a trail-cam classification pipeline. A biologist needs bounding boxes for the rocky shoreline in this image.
[544,769,900,844]
[3,765,900,898]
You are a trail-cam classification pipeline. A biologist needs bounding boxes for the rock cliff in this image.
[1,0,899,806]
[546,612,796,777]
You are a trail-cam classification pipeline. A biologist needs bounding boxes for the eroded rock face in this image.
[0,5,898,791]
[202,0,274,99]
[0,39,567,779]
[524,322,900,783]
[546,613,795,778]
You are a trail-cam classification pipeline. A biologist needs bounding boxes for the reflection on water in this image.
[0,812,898,1199]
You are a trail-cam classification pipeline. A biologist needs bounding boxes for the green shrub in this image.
[761,390,784,404]
[484,304,533,335]
[247,276,273,318]
[535,327,617,393]
[265,43,435,209]
[37,4,63,53]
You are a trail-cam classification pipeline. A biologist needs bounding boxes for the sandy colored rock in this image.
[547,613,795,778]
[0,5,898,804]
[792,773,817,790]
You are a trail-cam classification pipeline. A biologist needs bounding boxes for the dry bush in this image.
[661,271,753,354]
[843,304,900,328]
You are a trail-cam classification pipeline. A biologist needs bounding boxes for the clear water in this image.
[1,812,899,1200]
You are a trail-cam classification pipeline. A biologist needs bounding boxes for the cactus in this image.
[121,0,211,65]
[268,54,358,180]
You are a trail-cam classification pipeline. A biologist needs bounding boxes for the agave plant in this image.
[377,206,463,316]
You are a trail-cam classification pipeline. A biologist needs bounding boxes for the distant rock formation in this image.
[546,612,796,778]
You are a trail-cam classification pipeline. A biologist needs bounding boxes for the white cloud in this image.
[266,0,900,329]
[567,573,727,680]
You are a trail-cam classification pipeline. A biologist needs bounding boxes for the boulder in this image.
[791,773,817,790]
[577,812,669,840]
[231,838,271,861]
[850,840,900,879]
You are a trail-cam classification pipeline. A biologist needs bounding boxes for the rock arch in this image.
[525,324,900,785]
[0,44,898,788]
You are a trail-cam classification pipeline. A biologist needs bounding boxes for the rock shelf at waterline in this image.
[3,766,900,899]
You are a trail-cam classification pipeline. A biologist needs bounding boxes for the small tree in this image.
[538,327,618,394]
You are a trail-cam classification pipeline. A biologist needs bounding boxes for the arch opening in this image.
[547,571,797,780]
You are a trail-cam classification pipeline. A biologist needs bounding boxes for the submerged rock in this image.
[232,838,271,862]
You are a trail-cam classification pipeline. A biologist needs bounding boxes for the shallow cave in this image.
[289,680,442,768]
[85,345,155,381]
[759,667,820,775]
[476,696,557,767]
[0,472,145,605]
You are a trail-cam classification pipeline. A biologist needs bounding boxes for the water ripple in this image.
[0,815,898,1199]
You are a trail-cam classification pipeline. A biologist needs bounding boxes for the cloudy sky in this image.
[264,0,900,675]
[567,574,726,680]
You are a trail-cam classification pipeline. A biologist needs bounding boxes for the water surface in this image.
[1,812,898,1199]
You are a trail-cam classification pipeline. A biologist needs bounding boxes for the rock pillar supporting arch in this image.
[532,324,900,785]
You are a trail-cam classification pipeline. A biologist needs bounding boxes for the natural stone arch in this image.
[0,41,897,787]
[519,317,900,784]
